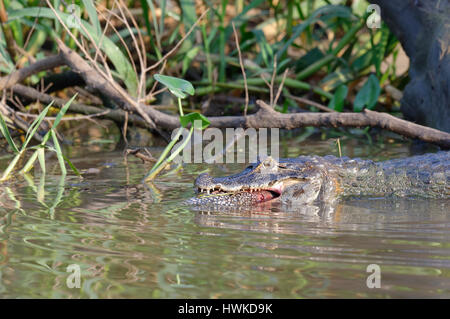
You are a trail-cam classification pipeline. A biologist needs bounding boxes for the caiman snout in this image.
[195,173,213,190]
[189,157,303,206]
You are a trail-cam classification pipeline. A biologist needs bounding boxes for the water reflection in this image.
[0,137,449,298]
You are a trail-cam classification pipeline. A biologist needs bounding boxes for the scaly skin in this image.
[186,152,449,207]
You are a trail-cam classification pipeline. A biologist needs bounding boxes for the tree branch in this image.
[3,42,449,149]
[0,55,64,90]
[10,84,151,129]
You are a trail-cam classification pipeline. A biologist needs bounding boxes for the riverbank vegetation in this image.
[1,0,449,180]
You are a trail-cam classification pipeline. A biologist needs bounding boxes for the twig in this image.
[273,68,289,107]
[270,56,277,107]
[122,111,129,145]
[10,84,151,129]
[15,110,111,121]
[56,39,159,132]
[125,148,157,163]
[145,9,210,72]
[232,22,249,116]
[286,94,336,113]
[114,0,147,100]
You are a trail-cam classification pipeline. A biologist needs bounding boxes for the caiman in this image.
[186,152,449,207]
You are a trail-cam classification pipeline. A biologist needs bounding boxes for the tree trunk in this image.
[368,0,450,132]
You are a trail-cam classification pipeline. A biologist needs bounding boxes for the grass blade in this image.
[8,7,139,94]
[41,94,77,145]
[37,147,46,175]
[51,130,67,176]
[81,0,101,36]
[0,111,19,153]
[62,154,80,176]
[23,101,53,150]
[20,149,39,174]
[0,151,22,181]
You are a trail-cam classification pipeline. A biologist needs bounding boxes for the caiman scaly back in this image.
[187,152,449,207]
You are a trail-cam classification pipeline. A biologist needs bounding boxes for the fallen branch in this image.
[0,55,64,90]
[242,101,450,148]
[10,84,151,129]
[56,39,161,132]
[2,43,449,149]
[125,148,157,163]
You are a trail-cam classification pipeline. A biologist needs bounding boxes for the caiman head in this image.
[186,156,330,207]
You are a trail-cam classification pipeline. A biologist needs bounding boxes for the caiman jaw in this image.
[190,156,308,206]
[196,187,282,203]
[195,178,301,204]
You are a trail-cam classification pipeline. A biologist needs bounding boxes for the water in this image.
[0,135,449,298]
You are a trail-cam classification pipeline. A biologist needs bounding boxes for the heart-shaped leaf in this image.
[154,74,195,99]
[179,112,210,130]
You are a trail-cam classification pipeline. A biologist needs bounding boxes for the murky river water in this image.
[0,133,449,298]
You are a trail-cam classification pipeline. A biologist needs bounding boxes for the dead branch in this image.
[245,101,450,148]
[2,42,449,149]
[125,148,157,163]
[0,55,64,90]
[56,40,165,135]
[10,84,151,129]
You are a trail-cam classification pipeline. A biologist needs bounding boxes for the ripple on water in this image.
[0,141,449,298]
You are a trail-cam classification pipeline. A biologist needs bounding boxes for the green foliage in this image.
[353,74,381,112]
[0,0,406,182]
[153,74,195,99]
[0,96,80,182]
[0,0,400,116]
[328,85,348,112]
[180,112,210,129]
[6,6,139,94]
[145,75,209,181]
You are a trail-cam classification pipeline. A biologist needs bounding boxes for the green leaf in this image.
[23,101,53,150]
[20,149,38,174]
[179,112,210,130]
[295,48,325,73]
[353,74,381,112]
[154,74,195,99]
[51,130,67,176]
[40,94,77,145]
[0,112,19,153]
[328,85,348,112]
[8,8,138,95]
[81,0,101,36]
[37,147,46,174]
[62,154,81,176]
[279,5,352,59]
[0,151,22,181]
[182,46,201,76]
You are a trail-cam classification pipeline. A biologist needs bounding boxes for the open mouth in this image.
[196,186,282,203]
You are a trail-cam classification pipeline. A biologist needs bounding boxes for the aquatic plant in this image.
[0,95,80,181]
